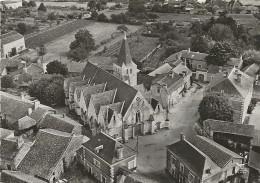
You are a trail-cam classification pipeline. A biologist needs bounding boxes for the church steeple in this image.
[116,31,133,67]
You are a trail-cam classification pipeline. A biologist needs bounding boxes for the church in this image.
[64,34,168,141]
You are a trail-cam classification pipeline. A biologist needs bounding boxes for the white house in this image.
[0,31,25,58]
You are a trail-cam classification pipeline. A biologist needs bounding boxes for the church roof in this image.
[116,33,133,67]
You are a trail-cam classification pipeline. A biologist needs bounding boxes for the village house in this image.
[0,134,32,170]
[201,119,256,154]
[0,91,54,135]
[248,146,260,182]
[166,134,244,183]
[0,0,22,10]
[0,31,25,58]
[1,170,47,183]
[76,132,137,183]
[17,129,83,183]
[163,49,243,83]
[204,68,254,123]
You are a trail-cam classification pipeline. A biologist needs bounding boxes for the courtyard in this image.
[125,84,204,182]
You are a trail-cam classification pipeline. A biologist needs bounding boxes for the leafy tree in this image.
[191,35,214,53]
[68,29,95,61]
[97,13,108,22]
[47,12,57,21]
[208,24,234,42]
[91,11,98,19]
[88,0,96,10]
[128,0,146,14]
[28,0,36,7]
[242,49,260,67]
[206,41,238,66]
[38,3,47,12]
[199,94,234,122]
[38,45,46,61]
[17,23,33,35]
[46,60,68,75]
[1,76,14,89]
[22,0,28,7]
[10,48,17,57]
[111,13,130,24]
[28,75,65,106]
[117,25,128,32]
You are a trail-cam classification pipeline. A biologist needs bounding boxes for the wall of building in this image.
[2,38,25,58]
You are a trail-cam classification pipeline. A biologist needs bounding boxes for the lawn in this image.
[22,22,139,64]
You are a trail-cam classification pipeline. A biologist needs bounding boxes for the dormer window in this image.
[94,145,103,154]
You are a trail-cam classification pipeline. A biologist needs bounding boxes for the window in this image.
[188,172,195,183]
[113,115,116,122]
[130,69,132,74]
[179,175,183,183]
[180,163,184,174]
[232,167,236,174]
[157,86,160,93]
[197,64,202,69]
[94,158,100,168]
[127,69,128,74]
[101,174,106,183]
[170,155,176,164]
[211,76,214,80]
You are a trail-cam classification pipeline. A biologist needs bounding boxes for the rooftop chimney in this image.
[95,145,103,154]
[62,113,65,118]
[116,145,124,159]
[187,48,190,54]
[180,133,185,141]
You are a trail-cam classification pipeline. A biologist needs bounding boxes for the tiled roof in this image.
[137,74,154,90]
[0,91,34,120]
[193,136,242,168]
[0,31,24,45]
[172,62,192,75]
[83,132,136,164]
[148,63,172,77]
[206,68,254,98]
[248,147,260,171]
[151,98,159,110]
[90,89,117,114]
[29,106,51,122]
[81,62,138,116]
[18,129,82,180]
[242,63,259,78]
[88,56,117,71]
[252,130,260,147]
[39,113,82,134]
[1,170,47,183]
[13,116,37,130]
[153,73,184,93]
[0,128,14,140]
[0,137,19,159]
[82,83,106,107]
[66,61,87,73]
[167,138,220,179]
[204,119,255,137]
[118,167,159,183]
[69,79,90,99]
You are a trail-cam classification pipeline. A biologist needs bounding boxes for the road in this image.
[125,85,204,183]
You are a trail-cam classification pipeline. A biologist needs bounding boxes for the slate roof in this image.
[29,106,51,122]
[0,91,34,120]
[13,116,37,130]
[99,102,124,125]
[0,137,20,160]
[151,98,159,110]
[90,89,117,114]
[248,147,260,171]
[116,35,134,67]
[81,62,138,116]
[0,31,24,45]
[204,119,255,137]
[242,63,259,78]
[88,56,118,71]
[193,136,242,168]
[228,14,257,25]
[148,63,172,77]
[18,129,82,180]
[39,113,82,134]
[167,137,220,179]
[206,68,254,98]
[252,130,260,147]
[83,132,136,164]
[1,170,47,183]
[153,73,184,93]
[82,83,107,107]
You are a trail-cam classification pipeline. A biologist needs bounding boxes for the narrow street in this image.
[125,85,204,183]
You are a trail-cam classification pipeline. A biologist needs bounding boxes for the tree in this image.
[68,29,95,61]
[38,45,46,61]
[38,3,47,12]
[91,11,98,19]
[28,0,36,7]
[97,13,108,22]
[199,94,234,122]
[17,23,33,35]
[242,49,260,67]
[208,24,234,42]
[206,41,238,66]
[1,76,14,89]
[88,0,96,10]
[117,25,128,32]
[191,35,215,53]
[22,0,28,7]
[47,12,57,21]
[46,60,68,75]
[128,0,146,14]
[28,75,65,106]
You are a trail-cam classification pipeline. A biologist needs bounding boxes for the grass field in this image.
[22,22,139,63]
[156,13,212,22]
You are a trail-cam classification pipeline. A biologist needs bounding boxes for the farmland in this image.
[25,19,94,48]
[155,13,212,22]
[22,22,139,63]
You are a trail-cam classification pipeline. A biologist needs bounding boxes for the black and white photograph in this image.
[0,0,260,182]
